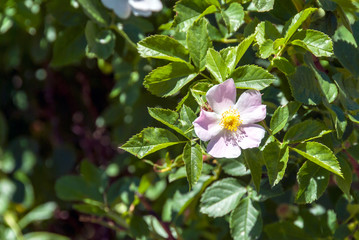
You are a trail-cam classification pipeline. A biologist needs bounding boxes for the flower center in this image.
[220,108,242,132]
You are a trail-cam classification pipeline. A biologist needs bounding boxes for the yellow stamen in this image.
[220,107,242,132]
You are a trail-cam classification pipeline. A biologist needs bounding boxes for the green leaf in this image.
[200,178,246,217]
[255,21,281,46]
[291,29,333,57]
[137,35,189,63]
[244,148,263,192]
[304,54,338,103]
[333,40,359,77]
[18,202,57,229]
[180,104,197,131]
[144,62,198,97]
[148,108,188,138]
[55,175,103,202]
[258,39,275,58]
[220,33,255,75]
[270,104,289,134]
[288,66,322,105]
[296,161,330,204]
[51,26,86,67]
[272,57,295,75]
[121,128,184,159]
[80,160,107,191]
[183,142,203,188]
[187,18,212,70]
[264,221,314,240]
[291,142,342,177]
[23,232,70,240]
[222,3,244,34]
[335,154,352,199]
[220,46,237,75]
[235,34,255,67]
[231,65,275,90]
[283,8,317,44]
[332,73,359,111]
[253,0,275,12]
[174,0,218,32]
[218,157,250,176]
[85,21,115,59]
[263,142,289,186]
[206,48,228,82]
[77,0,110,26]
[325,103,347,139]
[284,120,331,143]
[230,197,262,240]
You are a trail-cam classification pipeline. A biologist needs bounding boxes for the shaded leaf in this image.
[85,21,115,59]
[288,66,322,105]
[244,148,263,192]
[230,198,262,240]
[200,178,246,217]
[264,221,315,240]
[218,157,250,176]
[335,154,352,199]
[78,0,110,26]
[284,120,331,143]
[296,161,330,204]
[263,142,289,186]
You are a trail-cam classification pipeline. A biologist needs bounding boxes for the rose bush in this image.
[1,0,359,239]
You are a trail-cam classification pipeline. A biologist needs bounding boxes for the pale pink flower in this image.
[101,0,163,19]
[193,79,266,158]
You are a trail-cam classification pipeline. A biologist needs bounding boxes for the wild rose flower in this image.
[193,78,266,158]
[101,0,163,19]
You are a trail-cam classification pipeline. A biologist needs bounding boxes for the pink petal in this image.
[206,78,236,114]
[235,89,262,110]
[240,105,266,124]
[207,131,242,158]
[236,124,266,149]
[235,89,266,124]
[193,109,221,141]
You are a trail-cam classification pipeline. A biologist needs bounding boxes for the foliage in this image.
[2,0,359,239]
